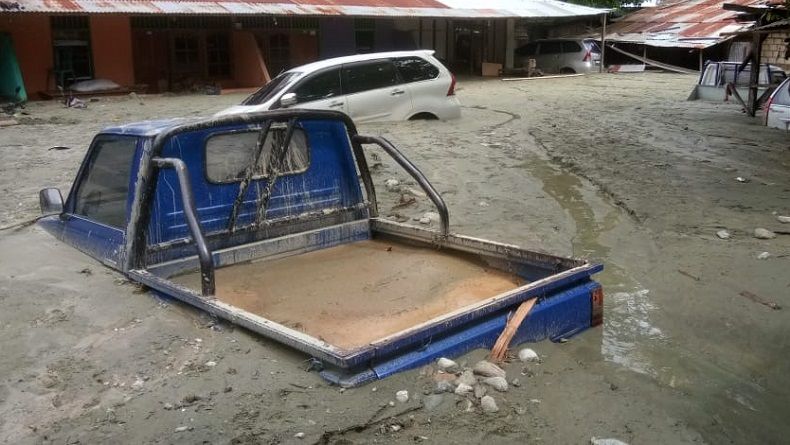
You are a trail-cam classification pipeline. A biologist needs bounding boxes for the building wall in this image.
[319,18,355,58]
[761,32,790,72]
[231,30,269,88]
[90,15,135,86]
[0,14,53,97]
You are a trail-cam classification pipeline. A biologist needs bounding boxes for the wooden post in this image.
[600,13,607,73]
[747,31,762,117]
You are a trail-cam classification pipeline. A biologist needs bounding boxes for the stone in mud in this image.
[590,438,629,445]
[480,395,499,413]
[474,384,487,398]
[456,370,477,387]
[518,348,539,363]
[757,252,771,260]
[294,432,305,439]
[422,212,440,223]
[418,217,431,225]
[454,383,473,395]
[384,179,400,191]
[754,228,776,239]
[436,357,458,372]
[395,390,409,403]
[482,376,508,392]
[716,230,731,240]
[511,378,521,387]
[778,215,790,224]
[435,381,455,394]
[473,360,506,378]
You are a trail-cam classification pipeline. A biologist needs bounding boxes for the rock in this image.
[454,383,473,395]
[778,215,790,224]
[131,378,145,390]
[384,179,400,191]
[405,187,426,198]
[754,228,776,239]
[435,381,455,394]
[757,251,771,260]
[423,394,444,410]
[518,348,539,363]
[174,426,189,433]
[436,357,458,372]
[482,376,508,392]
[480,395,499,413]
[418,217,431,225]
[735,176,748,183]
[456,370,477,387]
[716,230,731,240]
[473,384,487,398]
[473,360,506,378]
[511,378,521,387]
[163,402,174,410]
[205,361,217,368]
[478,201,490,207]
[423,212,440,223]
[388,401,395,406]
[294,432,305,439]
[590,438,629,445]
[395,390,409,403]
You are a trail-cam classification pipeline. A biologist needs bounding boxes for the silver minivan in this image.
[515,38,601,74]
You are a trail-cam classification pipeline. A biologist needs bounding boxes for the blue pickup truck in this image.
[38,110,603,386]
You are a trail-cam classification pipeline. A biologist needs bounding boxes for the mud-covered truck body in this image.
[38,110,603,386]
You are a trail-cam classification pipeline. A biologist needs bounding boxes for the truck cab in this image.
[39,110,603,386]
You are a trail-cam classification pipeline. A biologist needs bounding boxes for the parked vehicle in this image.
[688,61,787,101]
[764,75,790,130]
[514,38,601,74]
[218,50,460,123]
[37,110,604,386]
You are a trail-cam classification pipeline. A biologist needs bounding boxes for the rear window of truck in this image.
[205,126,310,183]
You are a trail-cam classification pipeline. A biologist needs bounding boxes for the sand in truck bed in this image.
[172,239,524,350]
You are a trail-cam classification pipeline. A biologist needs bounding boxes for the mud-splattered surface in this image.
[172,239,522,350]
[1,73,789,444]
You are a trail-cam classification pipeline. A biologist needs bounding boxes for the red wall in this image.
[0,14,53,97]
[90,15,134,86]
[232,30,270,88]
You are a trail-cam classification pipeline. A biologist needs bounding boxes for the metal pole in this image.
[600,13,607,73]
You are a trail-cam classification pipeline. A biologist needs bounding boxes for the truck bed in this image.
[172,239,524,350]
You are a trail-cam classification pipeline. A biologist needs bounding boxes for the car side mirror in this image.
[39,188,64,215]
[280,92,297,108]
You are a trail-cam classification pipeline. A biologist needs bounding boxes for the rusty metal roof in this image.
[2,0,605,18]
[604,0,773,48]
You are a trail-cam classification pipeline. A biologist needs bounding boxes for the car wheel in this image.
[409,112,439,120]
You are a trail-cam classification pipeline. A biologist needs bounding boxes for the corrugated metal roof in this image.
[2,0,606,17]
[604,0,771,48]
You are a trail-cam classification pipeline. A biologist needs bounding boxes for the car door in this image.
[289,67,347,114]
[538,41,562,73]
[767,78,790,130]
[341,60,412,123]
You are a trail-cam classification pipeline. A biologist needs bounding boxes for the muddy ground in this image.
[1,73,789,444]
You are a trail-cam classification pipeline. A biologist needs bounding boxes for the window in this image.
[206,33,231,77]
[242,72,300,105]
[341,61,399,95]
[393,57,439,83]
[51,16,93,86]
[539,41,562,55]
[173,34,200,72]
[515,42,537,57]
[294,69,341,103]
[72,136,138,228]
[561,41,582,53]
[355,19,375,53]
[205,127,310,183]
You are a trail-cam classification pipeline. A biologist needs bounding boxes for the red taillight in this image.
[583,50,591,62]
[591,287,604,327]
[447,72,456,96]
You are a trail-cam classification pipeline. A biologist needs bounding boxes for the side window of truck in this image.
[205,127,310,183]
[72,136,138,228]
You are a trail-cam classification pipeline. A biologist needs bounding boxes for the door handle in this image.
[390,89,405,96]
[329,101,343,108]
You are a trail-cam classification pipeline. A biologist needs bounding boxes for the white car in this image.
[764,76,790,131]
[218,50,461,123]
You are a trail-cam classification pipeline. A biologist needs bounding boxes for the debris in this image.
[163,402,174,410]
[388,401,395,407]
[716,230,731,240]
[518,348,539,363]
[389,424,402,432]
[395,390,409,403]
[480,395,499,413]
[384,179,400,191]
[456,370,477,387]
[48,146,71,151]
[778,216,790,224]
[371,387,377,392]
[131,377,144,390]
[482,376,508,392]
[204,361,217,368]
[677,269,701,281]
[478,201,490,207]
[735,177,749,183]
[174,426,190,433]
[511,378,521,387]
[392,194,417,208]
[473,361,506,378]
[294,432,305,439]
[65,96,87,109]
[418,217,431,225]
[757,252,771,260]
[435,381,455,394]
[591,438,629,445]
[436,357,458,372]
[754,228,776,239]
[490,298,537,363]
[423,394,444,410]
[454,383,473,395]
[422,212,440,223]
[739,291,781,310]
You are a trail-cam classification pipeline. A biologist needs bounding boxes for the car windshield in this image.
[241,72,301,105]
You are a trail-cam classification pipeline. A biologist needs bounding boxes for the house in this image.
[0,0,605,99]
